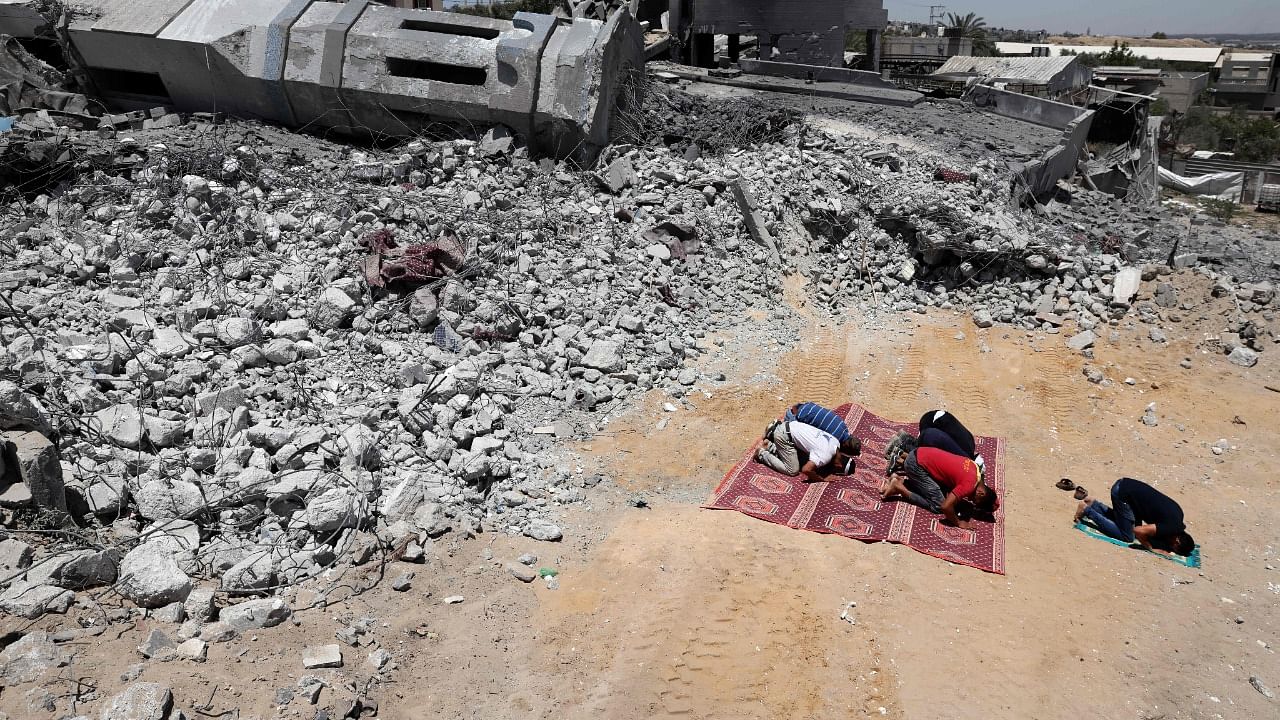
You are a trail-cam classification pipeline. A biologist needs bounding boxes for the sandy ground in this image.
[5,266,1278,720]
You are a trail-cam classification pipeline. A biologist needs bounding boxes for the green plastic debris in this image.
[538,567,558,578]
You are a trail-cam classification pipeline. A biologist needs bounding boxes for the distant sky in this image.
[883,0,1277,36]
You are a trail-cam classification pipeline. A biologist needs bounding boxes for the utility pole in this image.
[928,5,947,27]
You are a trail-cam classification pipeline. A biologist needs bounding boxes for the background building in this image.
[669,0,888,68]
[1213,51,1280,113]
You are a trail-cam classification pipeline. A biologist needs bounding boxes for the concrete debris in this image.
[1,430,66,511]
[368,648,394,671]
[0,380,52,436]
[0,632,70,685]
[524,519,564,542]
[136,628,177,661]
[0,2,644,163]
[99,682,173,720]
[0,581,75,618]
[302,644,343,669]
[509,564,538,583]
[0,31,1273,718]
[1066,330,1096,352]
[1229,347,1259,368]
[116,537,194,608]
[176,638,208,662]
[212,597,292,635]
[0,538,34,573]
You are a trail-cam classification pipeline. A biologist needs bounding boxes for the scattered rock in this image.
[1228,347,1259,368]
[176,638,208,662]
[137,629,177,661]
[302,644,343,669]
[524,519,563,542]
[99,682,172,720]
[0,581,75,619]
[1066,330,1096,352]
[116,537,194,608]
[0,632,70,685]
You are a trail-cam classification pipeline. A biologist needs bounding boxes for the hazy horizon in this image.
[883,0,1278,38]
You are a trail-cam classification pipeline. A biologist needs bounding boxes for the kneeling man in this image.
[882,446,998,529]
[1075,477,1195,556]
[757,418,861,483]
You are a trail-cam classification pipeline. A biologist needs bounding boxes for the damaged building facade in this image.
[668,0,888,69]
[0,0,644,162]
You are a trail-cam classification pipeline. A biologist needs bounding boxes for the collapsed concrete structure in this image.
[668,0,888,69]
[0,0,644,162]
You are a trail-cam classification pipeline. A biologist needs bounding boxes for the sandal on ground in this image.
[1073,486,1088,501]
[1055,478,1075,491]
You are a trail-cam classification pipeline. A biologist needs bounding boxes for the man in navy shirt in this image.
[1075,477,1196,556]
[784,402,852,444]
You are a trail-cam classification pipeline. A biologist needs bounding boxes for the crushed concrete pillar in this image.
[865,29,881,72]
[35,0,643,163]
[0,430,66,512]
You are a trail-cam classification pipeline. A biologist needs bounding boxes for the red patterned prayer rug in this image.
[704,404,1006,574]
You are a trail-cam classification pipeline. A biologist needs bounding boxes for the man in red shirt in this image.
[881,446,998,529]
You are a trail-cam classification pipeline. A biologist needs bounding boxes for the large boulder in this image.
[116,537,194,608]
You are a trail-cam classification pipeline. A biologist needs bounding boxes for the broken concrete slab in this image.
[0,631,70,685]
[1111,266,1141,306]
[1066,330,1096,351]
[0,581,74,618]
[1,429,66,511]
[302,643,343,669]
[99,682,173,720]
[56,1,644,163]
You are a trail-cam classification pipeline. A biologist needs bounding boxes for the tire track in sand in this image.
[539,512,896,720]
[783,325,849,408]
[1026,343,1088,446]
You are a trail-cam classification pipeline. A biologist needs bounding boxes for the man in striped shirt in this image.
[757,402,861,483]
[784,402,852,444]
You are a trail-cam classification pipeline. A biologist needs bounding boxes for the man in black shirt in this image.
[1074,477,1196,556]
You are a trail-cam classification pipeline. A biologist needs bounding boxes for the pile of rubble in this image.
[0,84,1275,644]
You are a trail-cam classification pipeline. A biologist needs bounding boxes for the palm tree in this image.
[944,11,987,37]
[945,11,997,56]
